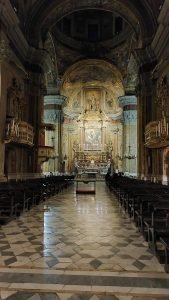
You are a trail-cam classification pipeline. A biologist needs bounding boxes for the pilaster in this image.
[43,94,66,172]
[137,68,155,180]
[0,32,10,181]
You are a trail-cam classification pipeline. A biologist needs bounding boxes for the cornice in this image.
[44,95,67,106]
[118,95,137,107]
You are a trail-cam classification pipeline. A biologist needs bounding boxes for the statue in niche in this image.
[87,93,100,111]
[7,78,25,121]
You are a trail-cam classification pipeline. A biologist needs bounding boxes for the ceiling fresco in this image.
[62,59,123,92]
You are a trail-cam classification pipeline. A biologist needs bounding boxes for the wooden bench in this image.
[0,192,19,223]
[160,237,169,272]
[143,202,169,255]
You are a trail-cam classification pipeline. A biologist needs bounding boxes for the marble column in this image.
[119,95,138,177]
[102,121,107,151]
[43,95,66,172]
[0,34,10,181]
[80,122,85,150]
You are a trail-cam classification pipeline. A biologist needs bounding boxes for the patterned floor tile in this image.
[0,183,167,298]
[1,293,169,300]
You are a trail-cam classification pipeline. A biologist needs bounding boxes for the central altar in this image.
[61,84,123,175]
[73,109,113,175]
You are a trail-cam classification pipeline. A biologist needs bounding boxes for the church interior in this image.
[1,0,169,299]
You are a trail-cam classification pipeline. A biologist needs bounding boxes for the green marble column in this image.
[43,95,66,173]
[119,95,138,177]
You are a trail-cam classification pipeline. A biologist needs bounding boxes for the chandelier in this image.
[124,145,136,160]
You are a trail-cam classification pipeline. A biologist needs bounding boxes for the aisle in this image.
[0,182,168,299]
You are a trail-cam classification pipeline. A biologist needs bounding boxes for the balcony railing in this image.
[5,120,34,146]
[145,121,169,148]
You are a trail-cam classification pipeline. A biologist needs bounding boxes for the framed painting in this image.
[85,128,101,150]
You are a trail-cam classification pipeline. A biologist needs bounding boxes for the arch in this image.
[61,58,124,118]
[63,58,123,82]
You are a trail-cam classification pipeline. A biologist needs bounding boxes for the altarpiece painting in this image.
[85,128,101,150]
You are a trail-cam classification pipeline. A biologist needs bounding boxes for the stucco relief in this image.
[72,92,82,111]
[105,91,117,112]
[0,37,10,62]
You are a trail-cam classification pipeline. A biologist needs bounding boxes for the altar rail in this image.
[74,144,109,151]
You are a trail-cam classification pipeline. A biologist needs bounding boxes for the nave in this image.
[0,183,169,300]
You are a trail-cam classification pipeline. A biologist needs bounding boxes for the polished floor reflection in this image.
[0,182,169,299]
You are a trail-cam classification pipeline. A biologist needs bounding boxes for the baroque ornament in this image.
[44,110,58,124]
[156,77,169,112]
[0,38,10,62]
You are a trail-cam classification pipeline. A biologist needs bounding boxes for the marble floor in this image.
[0,182,169,299]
